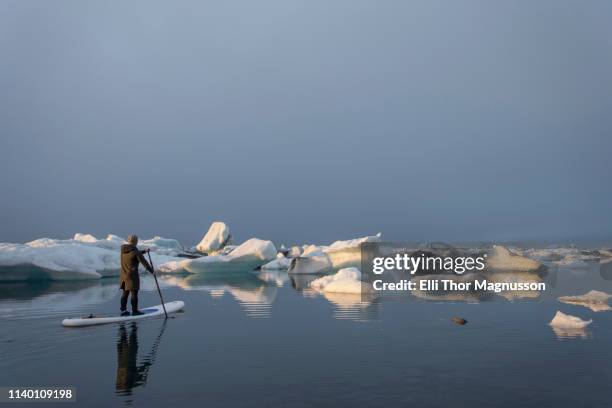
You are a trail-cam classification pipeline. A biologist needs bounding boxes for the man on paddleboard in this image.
[120,235,154,316]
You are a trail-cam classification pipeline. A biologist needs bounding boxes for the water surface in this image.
[1,263,612,407]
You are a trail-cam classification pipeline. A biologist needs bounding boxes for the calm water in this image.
[2,264,612,407]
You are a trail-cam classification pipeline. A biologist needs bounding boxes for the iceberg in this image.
[196,222,230,254]
[178,238,276,273]
[309,267,372,294]
[289,233,382,274]
[558,290,611,312]
[549,311,592,329]
[0,234,186,281]
[486,245,542,272]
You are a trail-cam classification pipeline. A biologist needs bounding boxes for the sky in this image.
[1,0,611,246]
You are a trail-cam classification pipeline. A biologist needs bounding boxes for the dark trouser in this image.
[120,289,139,312]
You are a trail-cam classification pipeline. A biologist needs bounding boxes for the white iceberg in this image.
[549,311,592,329]
[196,222,230,254]
[289,233,382,274]
[178,238,276,273]
[486,245,542,272]
[309,267,372,294]
[0,234,186,281]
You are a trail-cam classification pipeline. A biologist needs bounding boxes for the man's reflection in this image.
[115,322,166,396]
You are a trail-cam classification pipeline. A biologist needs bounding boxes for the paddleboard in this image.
[62,301,185,327]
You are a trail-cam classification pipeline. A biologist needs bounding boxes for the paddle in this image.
[146,251,168,319]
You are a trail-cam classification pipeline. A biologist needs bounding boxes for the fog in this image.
[1,0,611,245]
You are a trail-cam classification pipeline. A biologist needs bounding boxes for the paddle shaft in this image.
[147,251,168,318]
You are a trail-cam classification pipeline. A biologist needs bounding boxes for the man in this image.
[120,235,154,316]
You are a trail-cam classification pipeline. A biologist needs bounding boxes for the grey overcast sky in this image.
[1,0,611,246]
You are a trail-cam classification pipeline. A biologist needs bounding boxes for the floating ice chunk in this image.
[0,235,186,281]
[552,255,592,270]
[549,311,592,329]
[196,222,230,254]
[179,238,276,273]
[261,253,292,270]
[310,267,371,294]
[525,247,601,266]
[289,233,382,274]
[325,233,382,269]
[486,245,542,271]
[0,241,117,281]
[558,290,612,312]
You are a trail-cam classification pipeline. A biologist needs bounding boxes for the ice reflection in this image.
[322,292,381,321]
[0,280,117,319]
[159,272,278,318]
[550,326,591,340]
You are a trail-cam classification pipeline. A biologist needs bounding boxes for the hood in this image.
[121,244,138,254]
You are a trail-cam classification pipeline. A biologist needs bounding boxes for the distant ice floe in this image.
[173,238,276,274]
[558,290,612,312]
[195,221,230,254]
[289,233,382,274]
[309,267,372,294]
[524,247,607,270]
[486,245,543,272]
[549,311,592,329]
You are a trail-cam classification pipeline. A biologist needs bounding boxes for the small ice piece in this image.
[486,245,542,271]
[558,290,612,312]
[309,267,371,294]
[549,311,592,329]
[196,222,230,254]
[261,253,292,270]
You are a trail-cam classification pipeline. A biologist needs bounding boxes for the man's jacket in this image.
[120,244,153,291]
